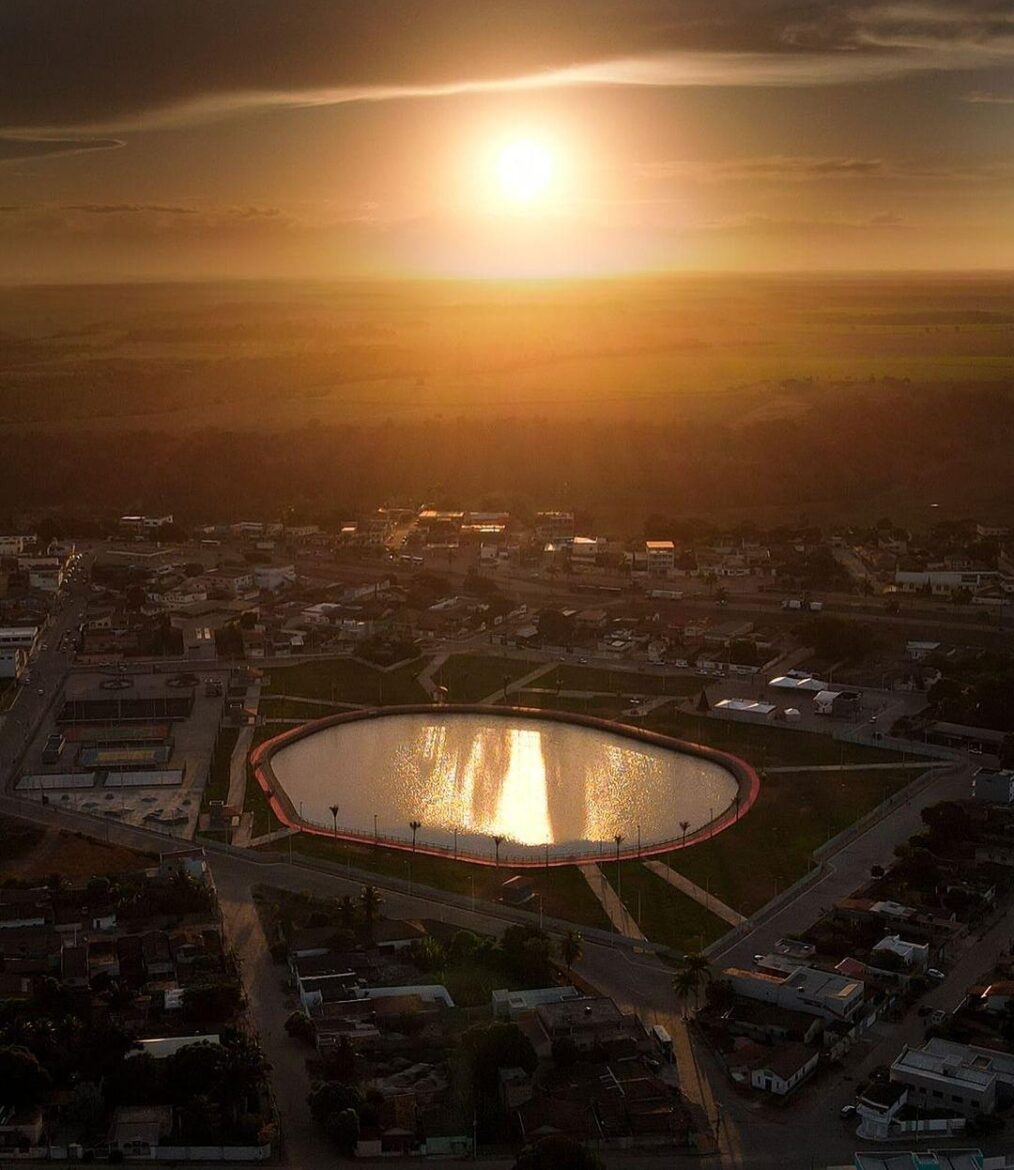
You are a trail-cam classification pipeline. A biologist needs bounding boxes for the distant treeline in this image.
[1,382,1011,529]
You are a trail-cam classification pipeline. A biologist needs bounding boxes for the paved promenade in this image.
[578,863,646,939]
[644,859,745,926]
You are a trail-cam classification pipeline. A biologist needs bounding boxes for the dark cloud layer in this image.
[1,0,1011,131]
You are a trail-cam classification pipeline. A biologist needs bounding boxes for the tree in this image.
[0,1046,51,1108]
[673,952,711,1015]
[672,968,698,1019]
[560,930,583,978]
[411,936,446,973]
[328,1107,360,1154]
[308,1080,362,1126]
[284,1011,315,1043]
[359,885,381,935]
[514,1135,604,1170]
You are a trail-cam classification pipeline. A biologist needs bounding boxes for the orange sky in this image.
[0,1,1011,280]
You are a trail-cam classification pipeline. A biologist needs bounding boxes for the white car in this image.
[927,968,945,980]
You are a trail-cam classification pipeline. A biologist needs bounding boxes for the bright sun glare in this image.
[495,138,555,204]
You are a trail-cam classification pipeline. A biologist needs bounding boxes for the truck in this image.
[782,599,823,612]
[649,589,684,600]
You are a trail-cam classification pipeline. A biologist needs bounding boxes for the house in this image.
[872,935,930,972]
[109,1105,173,1158]
[0,1105,44,1152]
[370,918,428,952]
[719,965,866,1023]
[713,698,776,724]
[128,1035,221,1060]
[747,1042,820,1096]
[854,1153,986,1170]
[493,986,580,1021]
[534,512,574,543]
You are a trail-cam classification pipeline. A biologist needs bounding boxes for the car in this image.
[36,687,44,696]
[753,954,765,964]
[839,1104,857,1119]
[930,1009,947,1026]
[579,657,588,664]
[927,968,945,980]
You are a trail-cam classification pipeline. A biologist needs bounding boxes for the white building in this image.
[570,536,601,566]
[872,934,929,971]
[0,626,39,653]
[890,1038,1014,1118]
[720,965,866,1022]
[19,556,64,593]
[895,569,997,596]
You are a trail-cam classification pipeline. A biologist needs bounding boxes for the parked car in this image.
[930,1009,947,1026]
[840,1105,857,1119]
[927,968,945,980]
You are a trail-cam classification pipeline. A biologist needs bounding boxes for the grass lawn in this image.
[611,860,728,952]
[265,656,427,706]
[433,653,541,702]
[544,665,703,697]
[261,832,613,933]
[646,707,909,767]
[667,767,919,916]
[201,725,239,810]
[258,696,349,720]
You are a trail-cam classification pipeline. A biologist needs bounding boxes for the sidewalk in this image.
[644,859,745,927]
[480,662,556,705]
[578,864,646,940]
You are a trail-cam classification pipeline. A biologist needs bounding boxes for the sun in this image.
[495,138,555,204]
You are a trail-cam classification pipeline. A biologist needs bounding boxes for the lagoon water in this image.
[269,711,738,862]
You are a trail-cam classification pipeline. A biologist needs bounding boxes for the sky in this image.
[1,0,1012,280]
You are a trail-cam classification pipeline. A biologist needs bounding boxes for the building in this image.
[645,540,676,575]
[894,569,997,596]
[492,986,580,1020]
[570,536,601,567]
[719,965,866,1023]
[0,646,27,680]
[973,768,1014,805]
[814,689,863,719]
[18,556,64,592]
[254,564,296,591]
[891,1038,1014,1118]
[747,1042,820,1095]
[713,698,776,724]
[119,514,174,534]
[872,935,929,971]
[534,512,574,543]
[927,723,1006,756]
[853,1151,989,1170]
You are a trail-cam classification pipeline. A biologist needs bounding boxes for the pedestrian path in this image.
[479,662,556,705]
[766,760,949,773]
[417,652,448,700]
[643,859,745,927]
[226,723,254,809]
[577,864,646,940]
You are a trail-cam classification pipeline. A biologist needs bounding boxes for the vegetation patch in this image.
[433,653,540,702]
[265,656,427,706]
[668,767,918,915]
[611,861,727,952]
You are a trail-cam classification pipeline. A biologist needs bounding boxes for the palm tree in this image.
[360,885,382,936]
[560,930,583,978]
[674,952,712,1014]
[679,820,690,849]
[329,803,340,842]
[672,968,698,1019]
[409,820,421,853]
[492,835,503,867]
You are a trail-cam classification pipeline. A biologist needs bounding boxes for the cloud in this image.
[0,135,124,161]
[642,156,888,181]
[63,203,198,215]
[1,1,1011,134]
[695,212,912,235]
[962,89,1014,102]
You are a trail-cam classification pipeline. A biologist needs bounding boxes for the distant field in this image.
[0,815,151,880]
[2,274,1012,528]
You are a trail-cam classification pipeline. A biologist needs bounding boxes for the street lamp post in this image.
[329,803,339,844]
[493,835,503,868]
[373,812,378,845]
[613,833,624,899]
[409,820,421,853]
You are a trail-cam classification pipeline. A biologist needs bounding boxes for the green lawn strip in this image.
[645,707,908,767]
[667,767,917,916]
[432,653,541,702]
[259,832,613,933]
[201,725,239,810]
[545,665,702,698]
[258,696,349,720]
[610,860,727,953]
[264,656,428,705]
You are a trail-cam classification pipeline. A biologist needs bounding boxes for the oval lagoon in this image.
[266,710,741,862]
